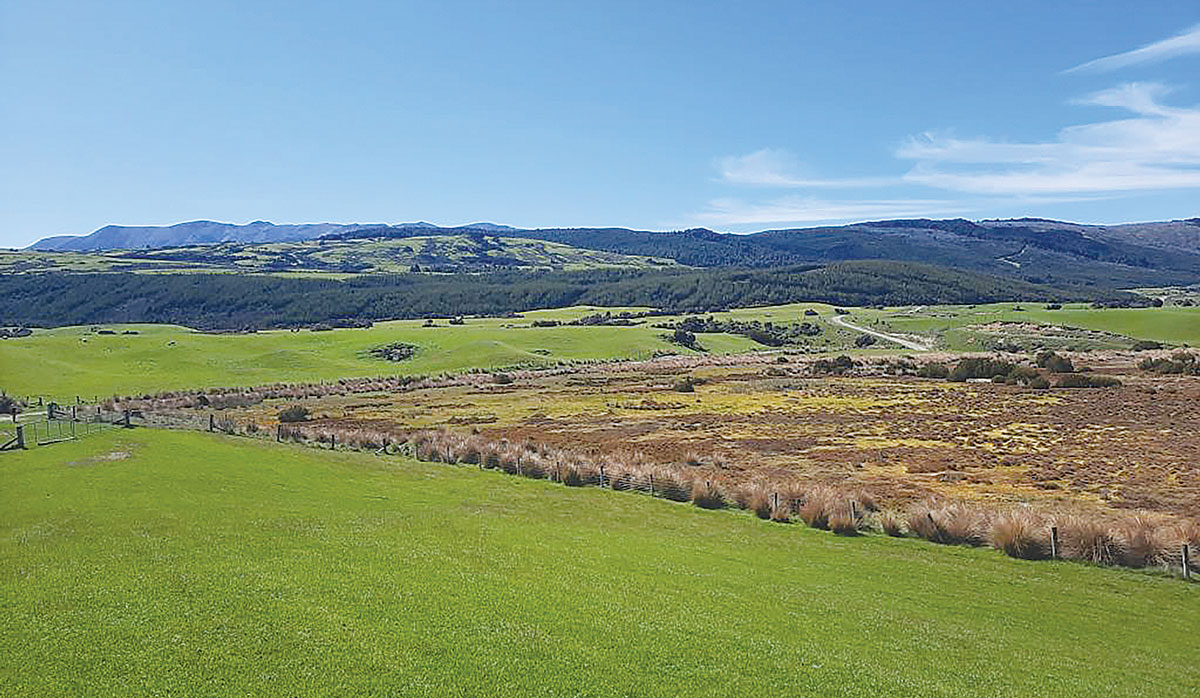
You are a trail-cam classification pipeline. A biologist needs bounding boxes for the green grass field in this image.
[1,429,1195,696]
[0,308,761,399]
[3,303,1196,400]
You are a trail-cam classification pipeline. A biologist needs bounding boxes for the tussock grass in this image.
[879,510,906,537]
[690,480,727,510]
[990,511,1050,560]
[1058,516,1123,566]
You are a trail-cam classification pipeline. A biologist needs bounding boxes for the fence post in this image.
[209,414,215,432]
[71,420,76,439]
[649,474,655,497]
[1050,526,1059,559]
[276,424,282,442]
[123,410,131,428]
[1184,544,1191,581]
[330,433,336,450]
[15,425,24,449]
[850,499,858,521]
[71,405,77,421]
[599,465,606,488]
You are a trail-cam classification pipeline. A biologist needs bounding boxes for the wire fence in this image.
[0,414,116,451]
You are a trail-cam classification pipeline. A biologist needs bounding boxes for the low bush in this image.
[1035,351,1074,373]
[1055,374,1121,388]
[949,357,1014,382]
[278,405,310,423]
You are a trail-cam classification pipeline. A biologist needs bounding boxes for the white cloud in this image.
[1065,23,1200,73]
[717,148,896,188]
[897,82,1200,195]
[694,195,963,227]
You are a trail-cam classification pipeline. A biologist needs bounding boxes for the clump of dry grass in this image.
[1114,515,1177,569]
[828,501,861,536]
[1058,516,1123,566]
[908,502,989,546]
[691,480,727,509]
[879,510,905,537]
[650,468,692,501]
[989,511,1050,560]
[798,488,833,530]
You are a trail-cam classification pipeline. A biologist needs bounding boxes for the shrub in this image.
[949,357,1014,382]
[691,480,727,509]
[812,355,856,375]
[990,511,1050,560]
[1055,374,1121,388]
[278,405,310,423]
[1131,340,1162,351]
[492,373,514,385]
[1036,351,1074,373]
[674,377,696,393]
[1029,376,1050,390]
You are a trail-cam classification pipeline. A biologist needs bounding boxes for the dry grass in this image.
[691,480,727,510]
[1058,516,1123,566]
[828,502,861,536]
[989,511,1050,560]
[798,488,833,530]
[908,502,989,546]
[879,510,905,537]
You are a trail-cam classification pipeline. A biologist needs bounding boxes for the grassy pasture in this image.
[1,429,1195,696]
[2,302,1195,399]
[0,308,760,399]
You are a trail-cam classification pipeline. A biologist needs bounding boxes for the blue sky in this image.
[2,1,1199,246]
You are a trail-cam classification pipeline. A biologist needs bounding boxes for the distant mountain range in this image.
[24,216,1200,288]
[26,220,511,251]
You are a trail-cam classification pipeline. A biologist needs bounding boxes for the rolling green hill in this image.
[2,429,1195,696]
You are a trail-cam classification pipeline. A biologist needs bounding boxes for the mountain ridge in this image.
[22,216,1200,288]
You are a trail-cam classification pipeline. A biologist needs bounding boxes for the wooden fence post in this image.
[599,465,606,488]
[123,410,131,428]
[649,474,655,496]
[1184,544,1191,581]
[15,425,25,449]
[276,424,282,442]
[1050,526,1059,559]
[209,414,215,432]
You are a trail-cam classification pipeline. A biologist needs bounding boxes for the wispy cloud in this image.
[1065,23,1200,73]
[694,196,962,227]
[717,149,896,188]
[898,82,1200,195]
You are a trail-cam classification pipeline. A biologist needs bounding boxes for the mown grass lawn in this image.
[2,430,1195,696]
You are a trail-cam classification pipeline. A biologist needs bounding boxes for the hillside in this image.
[25,217,1200,288]
[0,261,1108,330]
[334,218,1200,287]
[3,235,678,275]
